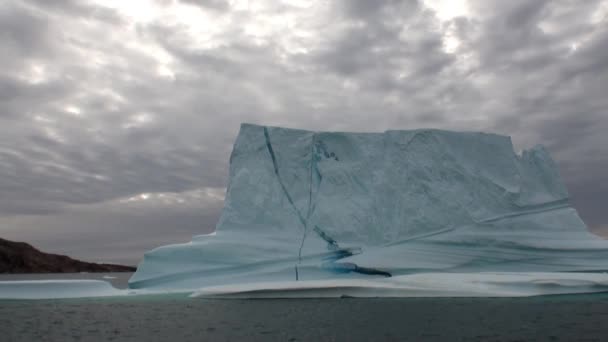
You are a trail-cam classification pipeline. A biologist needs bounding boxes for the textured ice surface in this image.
[127,124,608,296]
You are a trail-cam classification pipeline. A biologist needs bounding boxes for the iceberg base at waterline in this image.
[0,280,126,299]
[3,272,608,299]
[192,272,608,299]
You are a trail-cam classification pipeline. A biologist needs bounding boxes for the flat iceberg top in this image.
[126,123,608,294]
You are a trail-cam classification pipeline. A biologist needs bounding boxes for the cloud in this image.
[0,0,607,262]
[1,187,224,264]
[178,0,231,12]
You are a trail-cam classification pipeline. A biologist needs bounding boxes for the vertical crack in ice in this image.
[263,127,390,280]
[296,133,316,269]
[263,127,308,280]
[264,127,335,252]
[306,139,342,249]
[263,127,307,228]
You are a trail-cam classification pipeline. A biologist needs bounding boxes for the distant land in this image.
[0,238,136,273]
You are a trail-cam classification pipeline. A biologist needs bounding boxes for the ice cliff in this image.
[128,124,608,292]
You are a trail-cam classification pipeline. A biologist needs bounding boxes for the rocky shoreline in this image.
[0,238,135,273]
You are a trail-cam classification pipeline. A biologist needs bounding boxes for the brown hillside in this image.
[0,238,135,273]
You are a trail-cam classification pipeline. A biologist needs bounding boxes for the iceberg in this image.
[2,123,608,299]
[126,124,608,296]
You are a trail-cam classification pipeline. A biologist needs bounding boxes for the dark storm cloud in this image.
[0,0,607,261]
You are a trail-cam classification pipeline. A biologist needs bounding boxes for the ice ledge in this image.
[0,280,125,299]
[191,272,608,299]
[3,272,608,299]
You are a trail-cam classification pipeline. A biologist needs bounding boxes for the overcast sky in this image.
[1,0,607,265]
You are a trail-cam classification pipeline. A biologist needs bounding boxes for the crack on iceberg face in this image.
[263,127,307,229]
[313,225,339,250]
[321,248,392,277]
[477,199,570,223]
[263,127,391,279]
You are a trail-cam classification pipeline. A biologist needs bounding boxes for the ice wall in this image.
[129,124,608,290]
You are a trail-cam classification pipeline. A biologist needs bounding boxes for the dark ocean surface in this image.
[1,274,608,341]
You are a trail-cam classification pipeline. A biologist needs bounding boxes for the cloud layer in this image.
[1,0,607,264]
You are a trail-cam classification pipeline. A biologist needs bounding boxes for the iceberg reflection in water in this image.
[3,124,608,299]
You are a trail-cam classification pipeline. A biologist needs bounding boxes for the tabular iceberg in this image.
[128,124,608,296]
